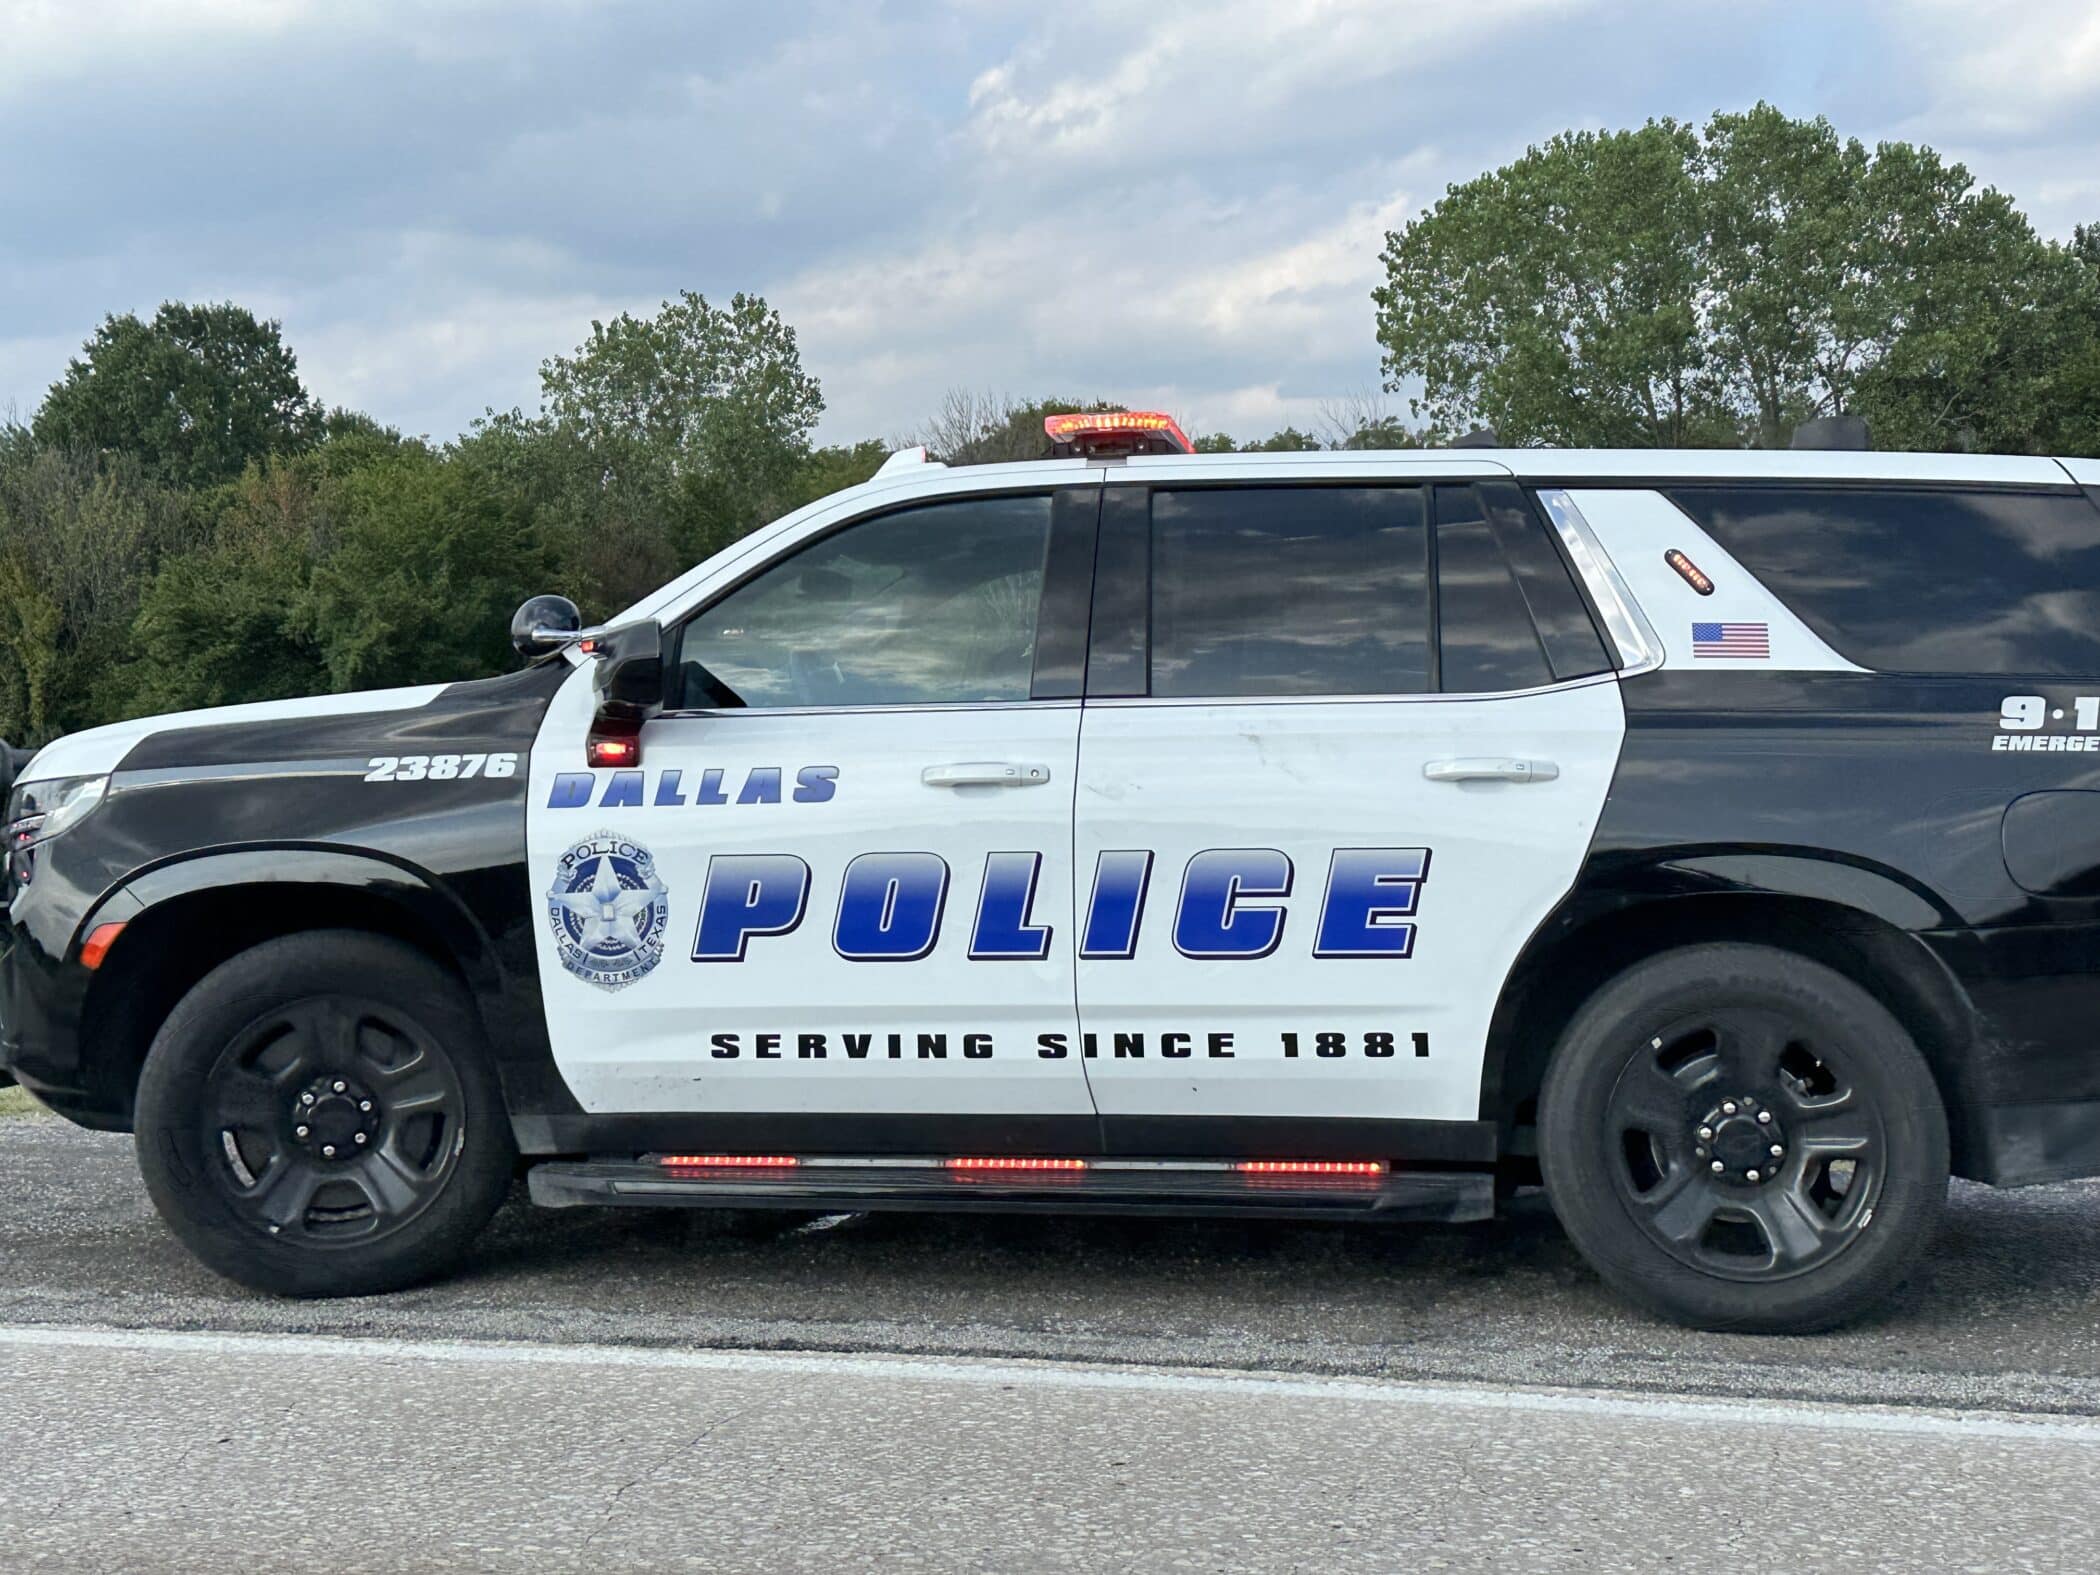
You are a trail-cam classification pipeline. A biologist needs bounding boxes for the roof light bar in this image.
[1044,410,1194,459]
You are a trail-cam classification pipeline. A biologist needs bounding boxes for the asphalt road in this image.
[5,1116,2100,1568]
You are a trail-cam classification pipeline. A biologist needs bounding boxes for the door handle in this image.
[1422,757,1560,784]
[921,762,1053,788]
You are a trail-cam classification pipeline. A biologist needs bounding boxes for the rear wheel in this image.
[1538,943,1948,1333]
[135,931,515,1296]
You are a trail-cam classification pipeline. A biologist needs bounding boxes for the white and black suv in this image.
[8,412,2099,1333]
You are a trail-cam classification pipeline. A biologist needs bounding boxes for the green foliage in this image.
[33,302,324,486]
[1374,105,2065,449]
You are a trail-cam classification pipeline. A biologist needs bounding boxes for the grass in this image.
[0,1084,47,1118]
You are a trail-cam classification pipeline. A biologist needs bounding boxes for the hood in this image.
[17,684,450,786]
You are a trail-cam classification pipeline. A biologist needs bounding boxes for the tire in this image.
[135,931,516,1297]
[1538,943,1948,1334]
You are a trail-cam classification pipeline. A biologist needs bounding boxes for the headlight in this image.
[6,774,109,851]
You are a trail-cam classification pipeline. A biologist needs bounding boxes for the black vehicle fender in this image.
[83,843,502,992]
[66,841,576,1128]
[1480,845,1982,1166]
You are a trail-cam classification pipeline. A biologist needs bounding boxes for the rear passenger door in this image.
[1071,480,1626,1144]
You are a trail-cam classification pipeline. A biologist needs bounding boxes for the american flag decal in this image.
[1692,621,1770,658]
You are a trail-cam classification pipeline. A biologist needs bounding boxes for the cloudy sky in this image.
[4,0,2099,448]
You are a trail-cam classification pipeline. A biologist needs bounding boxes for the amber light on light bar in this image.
[1234,1160,1387,1176]
[944,1156,1089,1172]
[659,1154,800,1169]
[1042,410,1195,457]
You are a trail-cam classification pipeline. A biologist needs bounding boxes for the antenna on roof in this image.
[1789,414,1871,451]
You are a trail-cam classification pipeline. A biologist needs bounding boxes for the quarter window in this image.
[1669,486,2100,677]
[675,495,1052,709]
[1148,487,1430,698]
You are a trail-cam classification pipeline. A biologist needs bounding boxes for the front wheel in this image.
[1538,943,1948,1333]
[135,931,516,1297]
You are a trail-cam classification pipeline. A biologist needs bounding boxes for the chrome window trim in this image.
[1534,487,1664,676]
[653,700,1082,722]
[1078,671,1621,710]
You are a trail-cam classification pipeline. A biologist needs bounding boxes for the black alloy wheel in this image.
[202,994,468,1247]
[1605,1005,1885,1281]
[1540,943,1948,1333]
[136,930,515,1297]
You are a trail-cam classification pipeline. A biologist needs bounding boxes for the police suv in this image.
[7,411,2099,1333]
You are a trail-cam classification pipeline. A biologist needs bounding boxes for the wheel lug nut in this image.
[1695,1147,1709,1159]
[1711,1160,1725,1173]
[1722,1102,1738,1116]
[295,1125,309,1138]
[354,1132,368,1145]
[322,1144,336,1157]
[1770,1144,1784,1158]
[1698,1126,1714,1141]
[359,1100,373,1113]
[1746,1169,1762,1182]
[301,1093,315,1106]
[1757,1110,1772,1125]
[332,1081,347,1094]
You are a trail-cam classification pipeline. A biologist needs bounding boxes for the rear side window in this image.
[1435,485,1553,692]
[1149,487,1429,697]
[1670,486,2100,676]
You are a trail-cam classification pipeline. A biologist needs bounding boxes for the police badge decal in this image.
[547,832,669,991]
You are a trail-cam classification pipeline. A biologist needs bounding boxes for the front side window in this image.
[675,495,1052,708]
[1149,486,1430,698]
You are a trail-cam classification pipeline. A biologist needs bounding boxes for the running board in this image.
[527,1156,1495,1223]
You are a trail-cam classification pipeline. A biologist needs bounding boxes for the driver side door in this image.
[528,485,1102,1145]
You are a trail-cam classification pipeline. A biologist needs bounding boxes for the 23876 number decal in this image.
[364,753,518,782]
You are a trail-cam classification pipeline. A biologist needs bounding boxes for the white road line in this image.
[4,1322,2097,1445]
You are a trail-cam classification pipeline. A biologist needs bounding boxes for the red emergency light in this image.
[1044,410,1194,458]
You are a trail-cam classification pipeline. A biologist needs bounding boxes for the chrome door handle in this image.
[921,762,1053,788]
[1423,757,1560,784]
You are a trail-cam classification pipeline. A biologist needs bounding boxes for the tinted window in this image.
[1149,487,1429,697]
[1436,485,1553,692]
[1671,487,2100,676]
[676,495,1051,708]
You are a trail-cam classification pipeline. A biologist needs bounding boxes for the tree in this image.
[913,391,1127,465]
[304,445,548,690]
[33,303,324,486]
[539,290,822,562]
[1374,106,2058,449]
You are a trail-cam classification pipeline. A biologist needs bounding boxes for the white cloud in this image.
[1877,0,2100,139]
[963,0,1585,168]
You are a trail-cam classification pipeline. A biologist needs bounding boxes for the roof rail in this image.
[1789,414,1871,451]
[875,445,945,477]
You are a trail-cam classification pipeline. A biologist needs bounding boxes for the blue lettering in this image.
[653,768,687,807]
[692,854,811,961]
[547,772,594,809]
[834,852,949,962]
[737,767,782,805]
[968,852,1052,960]
[695,769,729,806]
[1173,849,1293,959]
[1314,848,1429,958]
[1079,850,1153,959]
[793,765,839,803]
[598,770,644,809]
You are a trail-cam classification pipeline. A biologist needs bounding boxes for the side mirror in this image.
[511,594,583,658]
[589,621,668,717]
[583,620,669,769]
